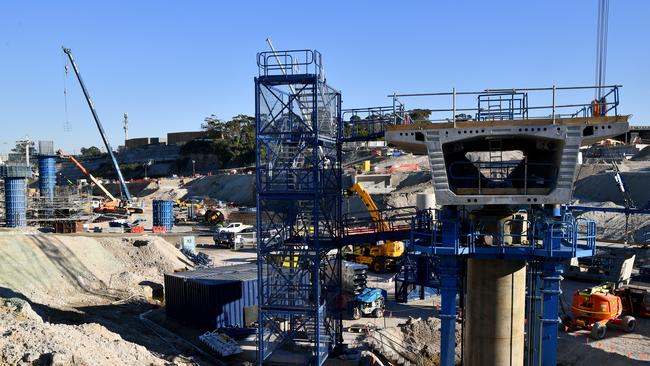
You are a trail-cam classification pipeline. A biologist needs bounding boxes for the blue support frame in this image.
[539,260,563,366]
[400,206,597,366]
[255,50,342,365]
[438,256,459,366]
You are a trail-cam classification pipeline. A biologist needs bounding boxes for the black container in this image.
[164,264,258,330]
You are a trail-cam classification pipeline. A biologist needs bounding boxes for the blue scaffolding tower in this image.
[255,49,342,365]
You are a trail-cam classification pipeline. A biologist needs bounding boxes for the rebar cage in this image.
[255,49,343,365]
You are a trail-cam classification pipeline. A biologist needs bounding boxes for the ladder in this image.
[488,139,506,180]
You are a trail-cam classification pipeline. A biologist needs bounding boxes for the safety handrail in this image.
[389,85,621,124]
[343,207,416,234]
[448,160,558,194]
[257,49,322,78]
[410,209,594,257]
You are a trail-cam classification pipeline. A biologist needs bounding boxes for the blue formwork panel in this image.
[38,156,56,199]
[152,200,174,230]
[5,177,26,227]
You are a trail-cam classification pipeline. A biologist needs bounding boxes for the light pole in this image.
[144,159,153,179]
[192,160,196,177]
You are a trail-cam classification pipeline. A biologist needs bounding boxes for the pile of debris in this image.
[0,297,169,366]
[181,248,213,267]
[367,317,461,366]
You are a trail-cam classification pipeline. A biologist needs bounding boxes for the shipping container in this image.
[164,264,258,331]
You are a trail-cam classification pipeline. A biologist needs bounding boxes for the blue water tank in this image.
[152,200,174,230]
[5,177,26,227]
[38,156,56,200]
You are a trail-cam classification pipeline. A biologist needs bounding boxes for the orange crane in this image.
[58,150,131,216]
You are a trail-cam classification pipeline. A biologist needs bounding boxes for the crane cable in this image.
[62,52,71,132]
[595,0,609,100]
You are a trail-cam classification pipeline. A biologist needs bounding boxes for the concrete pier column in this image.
[464,258,526,366]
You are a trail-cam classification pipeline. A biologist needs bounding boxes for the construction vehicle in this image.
[58,150,142,216]
[348,287,386,320]
[63,47,142,214]
[614,285,650,317]
[343,182,405,273]
[563,283,636,339]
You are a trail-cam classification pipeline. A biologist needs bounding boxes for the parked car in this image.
[216,222,253,234]
[213,227,256,250]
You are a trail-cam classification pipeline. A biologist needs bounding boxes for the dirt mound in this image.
[572,200,650,243]
[573,171,650,208]
[630,146,650,161]
[368,317,461,366]
[0,233,191,307]
[0,233,198,365]
[0,297,167,366]
[183,174,255,205]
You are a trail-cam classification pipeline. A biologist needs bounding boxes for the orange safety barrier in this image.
[152,226,167,234]
[129,226,144,233]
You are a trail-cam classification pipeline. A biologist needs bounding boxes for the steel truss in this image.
[255,49,342,365]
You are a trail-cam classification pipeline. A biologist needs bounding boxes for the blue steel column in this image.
[526,261,542,366]
[438,256,459,366]
[38,156,56,199]
[5,177,27,227]
[539,260,562,366]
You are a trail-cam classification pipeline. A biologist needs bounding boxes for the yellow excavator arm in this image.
[348,182,389,232]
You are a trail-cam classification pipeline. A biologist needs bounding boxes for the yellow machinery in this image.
[344,182,405,273]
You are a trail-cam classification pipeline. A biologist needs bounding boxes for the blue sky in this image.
[1,1,648,154]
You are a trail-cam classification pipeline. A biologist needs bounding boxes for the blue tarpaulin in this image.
[355,288,386,303]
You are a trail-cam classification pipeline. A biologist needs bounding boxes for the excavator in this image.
[58,150,142,216]
[62,47,143,216]
[343,181,405,273]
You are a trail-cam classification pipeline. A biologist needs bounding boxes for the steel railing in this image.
[257,49,322,78]
[409,208,596,257]
[389,85,621,125]
[447,160,558,194]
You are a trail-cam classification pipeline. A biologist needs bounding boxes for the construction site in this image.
[2,1,650,366]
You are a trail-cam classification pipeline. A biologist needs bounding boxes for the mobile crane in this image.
[58,150,141,216]
[62,47,140,213]
[344,181,405,273]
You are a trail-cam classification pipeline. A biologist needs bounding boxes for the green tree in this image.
[408,109,432,122]
[191,114,256,168]
[80,146,102,156]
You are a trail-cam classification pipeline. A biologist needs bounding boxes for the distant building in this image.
[125,137,150,149]
[167,131,208,146]
[124,137,166,150]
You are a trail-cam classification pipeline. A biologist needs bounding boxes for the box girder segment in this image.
[256,70,342,365]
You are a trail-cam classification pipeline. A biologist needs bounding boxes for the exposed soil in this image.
[0,232,201,365]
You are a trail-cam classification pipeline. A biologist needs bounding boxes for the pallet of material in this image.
[53,220,84,234]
